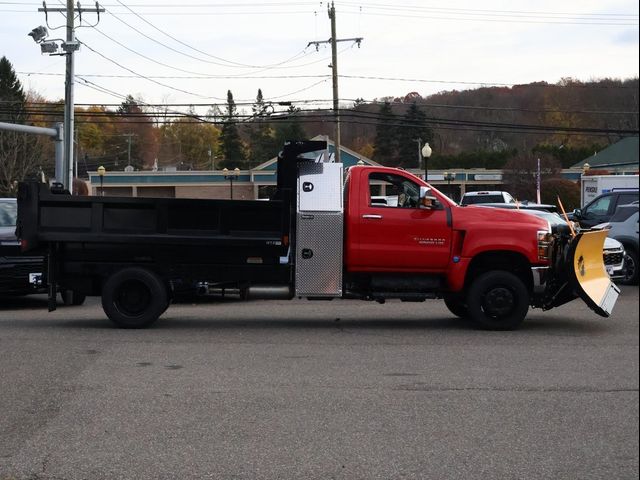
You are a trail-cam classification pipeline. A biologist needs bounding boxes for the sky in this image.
[1,0,639,115]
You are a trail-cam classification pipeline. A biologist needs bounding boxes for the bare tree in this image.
[502,153,561,202]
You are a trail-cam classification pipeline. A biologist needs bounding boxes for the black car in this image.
[0,198,45,296]
[570,190,639,229]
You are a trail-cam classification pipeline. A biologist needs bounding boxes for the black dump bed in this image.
[17,182,290,254]
[14,141,326,296]
[16,140,329,256]
[16,182,294,291]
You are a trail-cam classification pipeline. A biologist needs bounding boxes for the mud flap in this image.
[568,230,620,317]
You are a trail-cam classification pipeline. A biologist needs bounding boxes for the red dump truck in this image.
[16,140,618,329]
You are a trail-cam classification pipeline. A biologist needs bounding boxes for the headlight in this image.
[537,228,553,261]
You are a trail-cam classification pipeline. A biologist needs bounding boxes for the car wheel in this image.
[466,271,530,330]
[101,268,167,328]
[621,250,638,285]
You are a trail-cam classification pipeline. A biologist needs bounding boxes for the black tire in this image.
[60,290,87,306]
[443,294,468,318]
[101,267,167,328]
[620,250,638,285]
[466,271,530,330]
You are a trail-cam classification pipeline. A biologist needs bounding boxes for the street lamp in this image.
[421,142,432,182]
[97,165,106,196]
[223,167,240,199]
[444,171,455,199]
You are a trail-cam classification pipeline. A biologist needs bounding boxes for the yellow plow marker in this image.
[569,229,620,317]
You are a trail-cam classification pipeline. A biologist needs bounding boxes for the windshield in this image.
[0,200,17,227]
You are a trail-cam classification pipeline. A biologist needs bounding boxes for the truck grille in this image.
[603,251,624,266]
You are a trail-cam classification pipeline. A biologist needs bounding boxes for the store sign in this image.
[474,174,502,181]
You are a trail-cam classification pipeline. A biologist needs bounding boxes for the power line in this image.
[6,105,637,136]
[101,2,323,72]
[78,38,227,100]
[19,71,332,80]
[8,96,639,116]
[112,0,313,70]
[18,70,639,90]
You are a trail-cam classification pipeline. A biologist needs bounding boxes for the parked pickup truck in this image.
[16,140,618,330]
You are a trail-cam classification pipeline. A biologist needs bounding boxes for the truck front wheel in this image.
[102,268,168,328]
[466,271,529,330]
[443,294,468,318]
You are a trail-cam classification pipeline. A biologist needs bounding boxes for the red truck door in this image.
[349,170,453,271]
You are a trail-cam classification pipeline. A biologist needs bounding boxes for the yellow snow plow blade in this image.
[569,229,620,317]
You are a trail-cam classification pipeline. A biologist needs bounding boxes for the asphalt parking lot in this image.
[1,287,638,480]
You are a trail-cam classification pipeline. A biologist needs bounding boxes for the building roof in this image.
[571,136,639,170]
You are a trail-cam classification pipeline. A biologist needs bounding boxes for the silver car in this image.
[595,203,639,285]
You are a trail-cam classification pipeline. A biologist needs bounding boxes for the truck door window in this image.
[369,172,420,208]
[585,196,611,216]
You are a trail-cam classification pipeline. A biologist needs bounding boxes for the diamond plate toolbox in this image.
[297,162,343,213]
[295,212,343,297]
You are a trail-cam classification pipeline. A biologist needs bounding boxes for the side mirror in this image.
[573,208,582,218]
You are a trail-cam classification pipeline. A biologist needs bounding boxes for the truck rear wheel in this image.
[466,271,529,330]
[102,267,167,328]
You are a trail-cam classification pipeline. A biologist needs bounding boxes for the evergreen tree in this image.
[373,102,398,165]
[0,56,26,123]
[252,88,265,117]
[396,102,433,168]
[0,56,44,195]
[114,94,149,170]
[219,90,246,169]
[274,106,307,148]
[248,89,278,166]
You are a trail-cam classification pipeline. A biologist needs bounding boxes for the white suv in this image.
[460,191,516,205]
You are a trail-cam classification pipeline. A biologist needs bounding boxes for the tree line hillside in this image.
[321,77,638,170]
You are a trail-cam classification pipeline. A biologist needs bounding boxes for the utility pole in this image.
[63,0,75,191]
[124,133,133,168]
[307,2,362,164]
[329,2,340,164]
[36,1,104,192]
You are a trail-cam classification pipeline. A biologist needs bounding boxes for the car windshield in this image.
[610,205,639,222]
[0,200,17,227]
